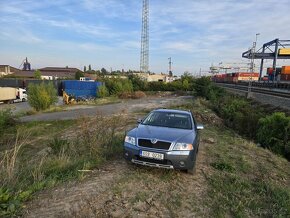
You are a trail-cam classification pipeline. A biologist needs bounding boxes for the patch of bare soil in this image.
[23,160,127,217]
[23,141,211,217]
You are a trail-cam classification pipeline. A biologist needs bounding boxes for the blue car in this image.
[123,109,204,174]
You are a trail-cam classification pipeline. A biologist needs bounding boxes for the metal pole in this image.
[273,39,279,82]
[259,45,265,81]
[248,33,259,97]
[168,57,172,76]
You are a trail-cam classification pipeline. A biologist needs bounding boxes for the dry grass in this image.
[118,91,147,99]
[75,113,129,157]
[0,129,30,186]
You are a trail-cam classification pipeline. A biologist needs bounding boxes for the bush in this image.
[257,112,290,158]
[128,75,147,91]
[98,85,109,98]
[34,70,42,79]
[118,92,132,99]
[193,77,290,160]
[118,91,147,99]
[104,78,133,96]
[132,91,146,99]
[194,77,212,98]
[0,109,15,136]
[28,82,58,111]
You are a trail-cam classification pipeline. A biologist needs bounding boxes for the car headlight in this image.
[173,143,193,151]
[125,136,136,145]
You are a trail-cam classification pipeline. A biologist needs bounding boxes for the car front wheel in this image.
[186,165,196,175]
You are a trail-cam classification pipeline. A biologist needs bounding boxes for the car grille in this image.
[138,139,171,150]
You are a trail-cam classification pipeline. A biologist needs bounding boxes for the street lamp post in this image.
[248,33,260,98]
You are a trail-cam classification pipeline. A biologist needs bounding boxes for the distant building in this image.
[165,75,179,83]
[0,65,20,77]
[41,75,58,80]
[84,73,98,81]
[11,70,34,78]
[136,73,179,83]
[11,67,82,79]
[38,67,81,79]
[104,75,128,79]
[80,77,94,82]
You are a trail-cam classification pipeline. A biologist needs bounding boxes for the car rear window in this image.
[142,111,192,129]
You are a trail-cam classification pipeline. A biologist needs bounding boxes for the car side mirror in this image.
[196,124,204,130]
[137,119,143,124]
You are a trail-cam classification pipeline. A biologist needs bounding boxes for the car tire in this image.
[124,159,132,166]
[22,98,26,102]
[186,165,196,175]
[187,149,197,175]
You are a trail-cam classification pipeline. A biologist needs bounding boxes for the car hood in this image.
[130,124,195,143]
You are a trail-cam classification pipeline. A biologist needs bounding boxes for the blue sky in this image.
[1,0,290,75]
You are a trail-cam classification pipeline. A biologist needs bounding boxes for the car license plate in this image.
[140,150,164,160]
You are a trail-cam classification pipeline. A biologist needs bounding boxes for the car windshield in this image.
[142,111,192,130]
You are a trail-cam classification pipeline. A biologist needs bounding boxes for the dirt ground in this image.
[23,141,210,218]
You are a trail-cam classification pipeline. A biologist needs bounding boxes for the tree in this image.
[101,68,107,75]
[88,64,92,71]
[84,66,87,72]
[182,79,189,91]
[34,70,42,79]
[75,71,84,80]
[28,82,58,111]
[128,75,147,91]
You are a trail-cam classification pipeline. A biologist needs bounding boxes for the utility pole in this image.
[248,33,260,98]
[140,0,149,74]
[168,57,172,76]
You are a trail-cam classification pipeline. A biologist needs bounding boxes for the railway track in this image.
[216,83,290,99]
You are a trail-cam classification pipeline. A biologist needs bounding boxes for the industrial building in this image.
[0,65,21,76]
[136,73,179,83]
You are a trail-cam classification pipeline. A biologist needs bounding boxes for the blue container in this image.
[62,80,103,99]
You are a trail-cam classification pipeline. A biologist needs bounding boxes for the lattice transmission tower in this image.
[140,0,149,73]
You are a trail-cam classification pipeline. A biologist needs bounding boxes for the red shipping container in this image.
[281,66,290,75]
[237,72,259,77]
[267,68,274,75]
[280,74,290,81]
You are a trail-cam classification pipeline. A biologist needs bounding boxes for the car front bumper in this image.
[123,142,196,170]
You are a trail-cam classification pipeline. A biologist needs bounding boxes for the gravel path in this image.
[20,96,192,122]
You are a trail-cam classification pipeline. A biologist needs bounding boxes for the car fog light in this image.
[179,161,185,167]
[125,152,129,156]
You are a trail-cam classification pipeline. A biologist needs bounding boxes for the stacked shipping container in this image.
[281,66,290,81]
[266,66,290,81]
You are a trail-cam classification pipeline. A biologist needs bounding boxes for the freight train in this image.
[213,65,290,83]
[212,72,259,83]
